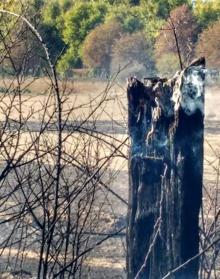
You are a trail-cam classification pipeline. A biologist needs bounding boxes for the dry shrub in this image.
[196,20,220,69]
[82,20,123,76]
[155,4,199,70]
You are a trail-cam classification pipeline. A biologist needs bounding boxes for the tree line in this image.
[1,0,220,78]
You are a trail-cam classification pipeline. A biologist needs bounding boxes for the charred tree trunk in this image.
[127,58,206,279]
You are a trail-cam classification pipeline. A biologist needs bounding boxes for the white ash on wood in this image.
[127,58,206,279]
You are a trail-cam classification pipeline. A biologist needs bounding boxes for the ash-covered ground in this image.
[0,84,220,278]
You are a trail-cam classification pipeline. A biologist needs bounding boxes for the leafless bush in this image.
[1,7,220,279]
[0,9,128,279]
[200,140,220,279]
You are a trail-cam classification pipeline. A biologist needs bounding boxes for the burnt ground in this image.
[0,86,220,278]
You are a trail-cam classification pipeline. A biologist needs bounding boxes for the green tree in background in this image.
[58,2,108,73]
[40,24,65,63]
[105,4,144,33]
[194,0,220,28]
[41,0,66,63]
[0,0,46,75]
[140,0,191,19]
[3,0,220,77]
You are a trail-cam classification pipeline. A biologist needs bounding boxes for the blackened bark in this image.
[127,58,205,279]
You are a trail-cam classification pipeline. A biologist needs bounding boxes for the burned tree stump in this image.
[127,58,206,279]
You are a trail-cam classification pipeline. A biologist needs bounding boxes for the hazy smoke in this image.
[111,61,152,81]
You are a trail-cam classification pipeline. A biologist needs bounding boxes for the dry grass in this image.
[0,77,127,122]
[0,77,107,95]
[0,78,219,278]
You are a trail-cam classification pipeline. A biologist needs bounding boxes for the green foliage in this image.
[41,1,66,64]
[60,2,108,70]
[105,4,144,33]
[105,2,163,39]
[43,1,61,26]
[33,0,44,9]
[42,0,67,31]
[0,0,23,11]
[194,0,220,29]
[62,3,107,45]
[140,0,191,19]
[57,0,72,11]
[3,0,219,77]
[40,23,65,62]
[57,46,79,75]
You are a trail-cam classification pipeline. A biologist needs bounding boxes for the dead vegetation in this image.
[0,10,128,279]
[0,7,219,279]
